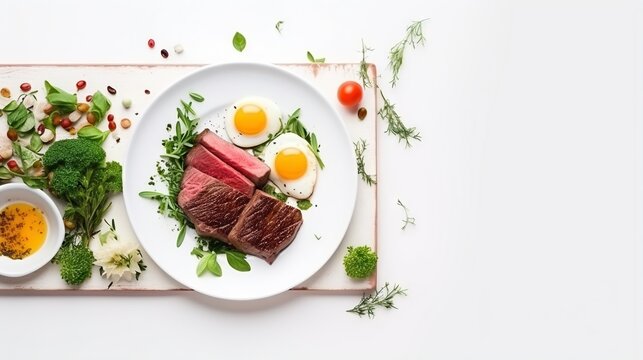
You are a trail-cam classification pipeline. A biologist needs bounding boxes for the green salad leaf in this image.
[45,80,77,114]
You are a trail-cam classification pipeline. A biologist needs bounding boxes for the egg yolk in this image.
[234,104,267,135]
[275,147,308,180]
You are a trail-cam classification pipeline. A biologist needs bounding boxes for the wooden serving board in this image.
[0,64,377,293]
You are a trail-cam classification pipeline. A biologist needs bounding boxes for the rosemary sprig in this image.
[359,40,373,88]
[378,88,421,147]
[354,138,376,186]
[397,199,416,230]
[347,283,407,318]
[388,18,429,87]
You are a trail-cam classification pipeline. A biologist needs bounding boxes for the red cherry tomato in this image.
[337,81,363,107]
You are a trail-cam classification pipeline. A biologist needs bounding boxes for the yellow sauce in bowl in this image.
[0,202,47,259]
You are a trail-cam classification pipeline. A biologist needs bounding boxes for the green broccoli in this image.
[343,245,378,279]
[43,138,106,198]
[53,243,95,285]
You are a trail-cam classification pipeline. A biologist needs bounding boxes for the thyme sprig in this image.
[359,40,374,88]
[347,283,407,318]
[138,94,201,247]
[397,199,416,230]
[388,19,429,87]
[354,139,376,186]
[378,88,421,147]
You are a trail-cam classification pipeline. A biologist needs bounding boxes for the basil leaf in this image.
[177,222,186,247]
[3,100,19,112]
[196,254,211,276]
[297,199,313,210]
[232,32,246,52]
[89,91,111,122]
[12,143,41,170]
[77,125,109,144]
[44,81,77,114]
[0,167,13,180]
[225,250,251,272]
[43,112,57,134]
[29,133,43,152]
[22,176,47,189]
[6,103,29,129]
[206,254,222,276]
[16,112,35,134]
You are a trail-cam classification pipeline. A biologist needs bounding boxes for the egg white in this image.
[264,133,318,200]
[225,96,282,148]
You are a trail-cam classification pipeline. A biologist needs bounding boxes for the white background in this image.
[2,0,642,358]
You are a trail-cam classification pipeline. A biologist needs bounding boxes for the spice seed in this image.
[358,107,367,120]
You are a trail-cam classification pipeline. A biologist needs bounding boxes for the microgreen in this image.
[233,32,247,52]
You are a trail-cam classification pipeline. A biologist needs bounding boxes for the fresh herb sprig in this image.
[378,88,421,147]
[191,237,251,277]
[359,40,374,88]
[138,95,201,247]
[347,283,407,318]
[397,199,415,230]
[354,139,376,186]
[253,108,324,169]
[388,19,429,87]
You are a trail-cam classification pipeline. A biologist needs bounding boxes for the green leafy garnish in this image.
[347,283,407,318]
[225,250,251,272]
[354,139,376,186]
[189,92,205,102]
[275,20,284,33]
[89,91,111,124]
[77,125,110,144]
[388,19,429,87]
[296,199,312,210]
[397,199,415,230]
[29,133,43,152]
[343,245,377,279]
[359,40,374,88]
[307,51,325,64]
[44,80,77,114]
[378,88,421,147]
[139,96,200,247]
[191,238,251,276]
[13,143,41,171]
[232,32,247,52]
[4,102,34,134]
[262,183,288,202]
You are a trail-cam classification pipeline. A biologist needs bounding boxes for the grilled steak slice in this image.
[228,191,303,264]
[186,144,255,197]
[178,173,251,242]
[197,129,270,187]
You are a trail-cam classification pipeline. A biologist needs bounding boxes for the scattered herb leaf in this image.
[347,283,407,318]
[233,32,247,52]
[225,250,251,272]
[275,20,284,33]
[297,199,313,210]
[44,81,77,114]
[314,234,321,240]
[354,139,376,186]
[28,133,43,153]
[397,199,416,230]
[388,19,429,87]
[77,125,110,144]
[189,92,204,103]
[89,91,112,124]
[378,88,421,147]
[206,254,222,276]
[263,183,288,202]
[306,51,325,64]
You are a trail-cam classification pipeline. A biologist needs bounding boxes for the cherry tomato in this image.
[337,81,363,107]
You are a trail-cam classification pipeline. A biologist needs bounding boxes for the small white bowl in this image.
[0,183,64,277]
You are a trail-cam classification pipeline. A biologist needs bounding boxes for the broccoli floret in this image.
[53,244,95,285]
[93,161,123,193]
[343,245,378,279]
[43,139,106,198]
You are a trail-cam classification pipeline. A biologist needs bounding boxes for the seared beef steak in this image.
[228,191,303,264]
[197,129,270,187]
[186,144,255,197]
[178,171,251,242]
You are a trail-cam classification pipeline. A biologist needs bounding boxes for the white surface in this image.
[0,184,63,277]
[0,0,641,359]
[125,63,358,299]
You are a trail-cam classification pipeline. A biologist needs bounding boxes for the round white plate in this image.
[123,63,357,300]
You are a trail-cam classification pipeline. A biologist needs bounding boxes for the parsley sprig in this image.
[347,283,407,318]
[388,19,429,87]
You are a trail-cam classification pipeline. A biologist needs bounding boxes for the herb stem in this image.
[388,19,429,87]
[377,88,421,147]
[347,283,407,318]
[354,139,376,186]
[397,199,416,230]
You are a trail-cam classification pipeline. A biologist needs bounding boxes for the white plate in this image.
[123,63,357,300]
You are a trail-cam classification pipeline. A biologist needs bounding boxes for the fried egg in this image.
[225,96,282,148]
[264,133,318,199]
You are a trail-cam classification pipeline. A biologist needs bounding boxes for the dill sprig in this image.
[397,199,416,230]
[359,40,374,88]
[139,94,202,247]
[378,88,421,147]
[388,18,429,87]
[354,138,376,186]
[347,283,407,318]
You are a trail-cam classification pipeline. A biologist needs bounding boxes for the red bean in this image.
[7,160,18,170]
[148,39,155,48]
[61,118,72,130]
[85,94,93,102]
[20,83,31,92]
[160,49,169,58]
[107,114,114,122]
[107,86,116,95]
[76,80,87,90]
[108,121,117,132]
